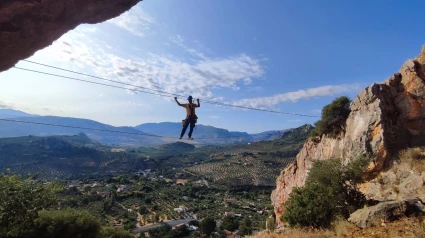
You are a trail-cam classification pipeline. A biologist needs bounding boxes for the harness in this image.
[182,103,198,125]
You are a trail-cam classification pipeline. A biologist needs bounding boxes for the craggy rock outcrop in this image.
[272,46,425,226]
[360,147,425,202]
[348,198,425,228]
[0,0,140,72]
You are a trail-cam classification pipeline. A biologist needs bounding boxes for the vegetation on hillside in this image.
[310,96,351,138]
[187,125,313,187]
[282,155,370,228]
[0,124,314,237]
[0,174,133,238]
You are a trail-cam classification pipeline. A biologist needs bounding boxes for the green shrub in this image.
[239,217,253,236]
[220,216,239,231]
[283,182,334,228]
[265,217,276,230]
[138,206,148,214]
[99,227,133,238]
[282,156,370,228]
[35,208,101,238]
[311,96,351,137]
[200,217,216,236]
[148,224,189,238]
[0,175,58,237]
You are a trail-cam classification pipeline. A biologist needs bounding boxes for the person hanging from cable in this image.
[174,96,200,140]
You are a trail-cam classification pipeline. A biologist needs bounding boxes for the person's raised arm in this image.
[174,97,183,106]
[197,98,200,107]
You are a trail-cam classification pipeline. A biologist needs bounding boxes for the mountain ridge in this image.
[0,109,307,146]
[0,109,37,119]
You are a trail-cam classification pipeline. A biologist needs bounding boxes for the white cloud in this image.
[233,84,360,108]
[34,27,265,102]
[0,101,12,109]
[0,100,31,112]
[0,100,22,110]
[288,119,302,122]
[170,35,208,60]
[108,6,154,37]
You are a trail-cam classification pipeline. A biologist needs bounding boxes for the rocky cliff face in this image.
[0,0,140,72]
[271,46,425,226]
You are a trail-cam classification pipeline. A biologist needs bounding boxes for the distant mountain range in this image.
[0,124,314,180]
[0,109,37,118]
[0,109,311,146]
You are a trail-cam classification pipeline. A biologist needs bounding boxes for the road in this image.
[133,218,193,233]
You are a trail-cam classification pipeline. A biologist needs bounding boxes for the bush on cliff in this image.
[282,156,370,228]
[311,96,351,137]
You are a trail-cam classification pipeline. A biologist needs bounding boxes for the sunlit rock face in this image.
[272,46,425,226]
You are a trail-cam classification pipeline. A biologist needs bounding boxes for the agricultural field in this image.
[187,152,296,186]
[186,125,312,187]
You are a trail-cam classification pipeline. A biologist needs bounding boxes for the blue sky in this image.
[0,0,424,133]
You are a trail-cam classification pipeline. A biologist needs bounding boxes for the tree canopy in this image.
[311,96,351,137]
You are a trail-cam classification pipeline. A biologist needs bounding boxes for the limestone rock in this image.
[348,199,425,228]
[398,174,423,200]
[272,46,425,226]
[0,0,141,72]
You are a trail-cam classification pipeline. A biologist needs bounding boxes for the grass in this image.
[249,216,425,238]
[399,147,425,173]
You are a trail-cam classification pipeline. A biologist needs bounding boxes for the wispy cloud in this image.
[35,27,265,101]
[170,35,208,60]
[288,119,302,122]
[0,101,10,109]
[0,100,18,109]
[233,84,360,108]
[108,6,154,37]
[0,100,31,112]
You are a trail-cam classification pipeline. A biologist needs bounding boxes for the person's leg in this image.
[188,120,196,138]
[180,120,189,138]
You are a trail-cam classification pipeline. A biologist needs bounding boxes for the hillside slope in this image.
[0,109,36,119]
[0,134,149,178]
[271,46,425,226]
[0,116,163,146]
[187,124,313,187]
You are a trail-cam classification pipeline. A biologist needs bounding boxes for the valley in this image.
[0,121,312,235]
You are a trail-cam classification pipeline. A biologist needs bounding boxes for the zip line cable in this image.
[14,67,170,97]
[0,118,244,140]
[17,61,319,118]
[22,59,165,90]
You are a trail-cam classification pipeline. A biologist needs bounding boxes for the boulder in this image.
[348,198,425,228]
